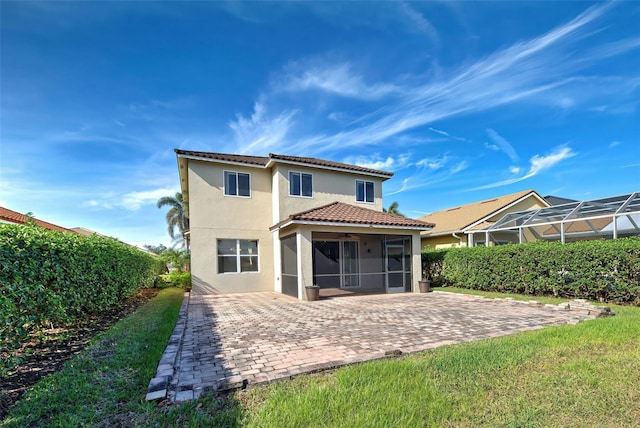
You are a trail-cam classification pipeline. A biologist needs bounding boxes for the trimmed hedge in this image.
[0,224,161,370]
[423,237,640,305]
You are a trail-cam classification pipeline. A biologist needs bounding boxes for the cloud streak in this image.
[486,128,519,162]
[472,145,576,190]
[240,2,636,157]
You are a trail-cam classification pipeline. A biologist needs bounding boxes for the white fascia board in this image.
[421,229,463,237]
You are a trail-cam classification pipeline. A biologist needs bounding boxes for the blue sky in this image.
[1,1,639,247]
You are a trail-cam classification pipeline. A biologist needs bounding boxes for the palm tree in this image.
[157,192,190,249]
[383,201,403,216]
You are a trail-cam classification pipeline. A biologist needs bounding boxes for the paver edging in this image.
[145,291,190,401]
[432,291,614,318]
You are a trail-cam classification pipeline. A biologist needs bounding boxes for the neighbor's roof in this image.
[0,206,76,234]
[270,202,434,231]
[175,149,394,178]
[543,195,579,206]
[418,190,548,236]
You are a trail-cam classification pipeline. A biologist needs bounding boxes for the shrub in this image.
[431,237,640,305]
[160,272,192,289]
[421,248,448,286]
[0,224,161,374]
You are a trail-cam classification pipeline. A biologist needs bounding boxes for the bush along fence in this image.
[0,224,162,374]
[422,237,640,305]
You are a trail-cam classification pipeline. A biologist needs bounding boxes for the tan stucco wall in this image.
[188,160,274,294]
[273,165,384,222]
[421,234,464,249]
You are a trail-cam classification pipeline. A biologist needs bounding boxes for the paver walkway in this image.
[151,291,598,402]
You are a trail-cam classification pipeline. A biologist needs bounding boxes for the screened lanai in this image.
[473,192,640,245]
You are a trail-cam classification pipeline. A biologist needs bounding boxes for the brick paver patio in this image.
[147,291,599,402]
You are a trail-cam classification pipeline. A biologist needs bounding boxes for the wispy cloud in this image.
[229,102,297,154]
[274,62,400,100]
[398,2,440,46]
[343,153,410,171]
[486,128,519,162]
[428,127,450,137]
[472,145,576,190]
[387,155,468,195]
[84,185,180,211]
[609,140,622,148]
[259,2,635,155]
[414,155,449,170]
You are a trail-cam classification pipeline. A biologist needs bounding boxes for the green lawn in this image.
[432,286,572,304]
[3,288,639,427]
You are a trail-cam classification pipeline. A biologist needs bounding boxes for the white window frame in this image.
[217,239,259,274]
[223,170,251,198]
[289,171,313,198]
[355,179,375,204]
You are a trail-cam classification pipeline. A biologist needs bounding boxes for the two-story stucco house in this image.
[175,149,434,300]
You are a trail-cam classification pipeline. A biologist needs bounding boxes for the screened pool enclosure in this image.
[472,192,640,245]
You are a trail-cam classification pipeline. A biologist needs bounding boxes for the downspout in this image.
[451,233,464,247]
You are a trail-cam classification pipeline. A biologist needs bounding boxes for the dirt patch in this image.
[0,288,159,419]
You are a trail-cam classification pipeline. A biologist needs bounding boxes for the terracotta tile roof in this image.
[0,206,76,234]
[174,149,269,167]
[175,149,393,177]
[267,153,393,177]
[271,202,434,231]
[418,190,547,235]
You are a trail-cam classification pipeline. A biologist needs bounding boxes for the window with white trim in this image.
[217,239,259,273]
[289,171,313,197]
[224,171,250,197]
[355,179,374,203]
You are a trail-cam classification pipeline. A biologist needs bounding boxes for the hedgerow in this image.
[0,224,161,374]
[423,237,640,305]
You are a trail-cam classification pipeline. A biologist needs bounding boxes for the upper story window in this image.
[289,171,313,197]
[355,179,374,203]
[224,171,251,197]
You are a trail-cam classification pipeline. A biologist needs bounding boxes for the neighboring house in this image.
[543,195,578,206]
[0,206,76,234]
[175,149,434,299]
[419,190,550,249]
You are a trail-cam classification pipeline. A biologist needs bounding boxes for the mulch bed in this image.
[0,288,160,420]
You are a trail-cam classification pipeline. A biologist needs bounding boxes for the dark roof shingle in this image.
[271,202,434,231]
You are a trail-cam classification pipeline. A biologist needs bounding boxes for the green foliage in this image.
[429,238,640,305]
[420,248,448,285]
[3,288,184,428]
[160,271,192,289]
[158,248,190,273]
[0,224,161,374]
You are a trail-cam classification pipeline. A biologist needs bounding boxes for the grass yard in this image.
[1,287,184,428]
[431,286,572,304]
[2,288,639,427]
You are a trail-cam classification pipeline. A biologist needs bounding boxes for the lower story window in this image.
[217,239,259,273]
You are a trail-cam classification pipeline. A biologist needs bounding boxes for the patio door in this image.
[341,240,360,288]
[313,240,360,289]
[386,244,407,293]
